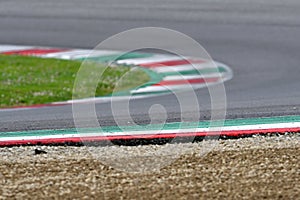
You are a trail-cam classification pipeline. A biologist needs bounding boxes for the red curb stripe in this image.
[139,59,205,68]
[1,127,299,147]
[2,48,69,56]
[153,77,219,86]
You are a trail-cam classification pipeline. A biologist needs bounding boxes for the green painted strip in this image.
[1,115,300,138]
[76,52,152,62]
[161,67,227,76]
[131,89,173,96]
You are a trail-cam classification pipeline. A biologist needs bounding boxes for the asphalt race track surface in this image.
[1,0,300,131]
[0,1,300,199]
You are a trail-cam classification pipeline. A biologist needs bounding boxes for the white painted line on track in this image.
[0,45,33,53]
[1,121,300,142]
[152,62,215,73]
[162,73,223,81]
[39,49,92,59]
[130,84,201,94]
[117,55,180,65]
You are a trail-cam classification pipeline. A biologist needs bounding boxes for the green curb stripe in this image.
[111,65,230,97]
[160,67,227,76]
[71,51,230,97]
[131,90,173,96]
[1,115,300,138]
[76,52,153,62]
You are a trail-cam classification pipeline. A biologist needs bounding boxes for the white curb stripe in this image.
[163,73,223,81]
[40,49,121,60]
[0,45,33,53]
[117,55,180,65]
[152,62,216,73]
[39,49,93,59]
[130,84,202,94]
[1,122,299,142]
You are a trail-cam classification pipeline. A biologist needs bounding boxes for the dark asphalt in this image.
[1,0,300,131]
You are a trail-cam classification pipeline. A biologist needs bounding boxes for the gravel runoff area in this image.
[0,134,299,199]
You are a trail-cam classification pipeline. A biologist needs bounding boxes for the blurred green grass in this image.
[0,55,149,108]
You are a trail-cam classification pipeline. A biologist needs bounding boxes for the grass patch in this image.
[0,55,150,108]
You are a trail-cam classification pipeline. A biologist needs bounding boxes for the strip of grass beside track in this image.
[0,55,150,108]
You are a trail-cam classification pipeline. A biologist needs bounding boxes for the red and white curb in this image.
[0,116,299,146]
[0,44,232,109]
